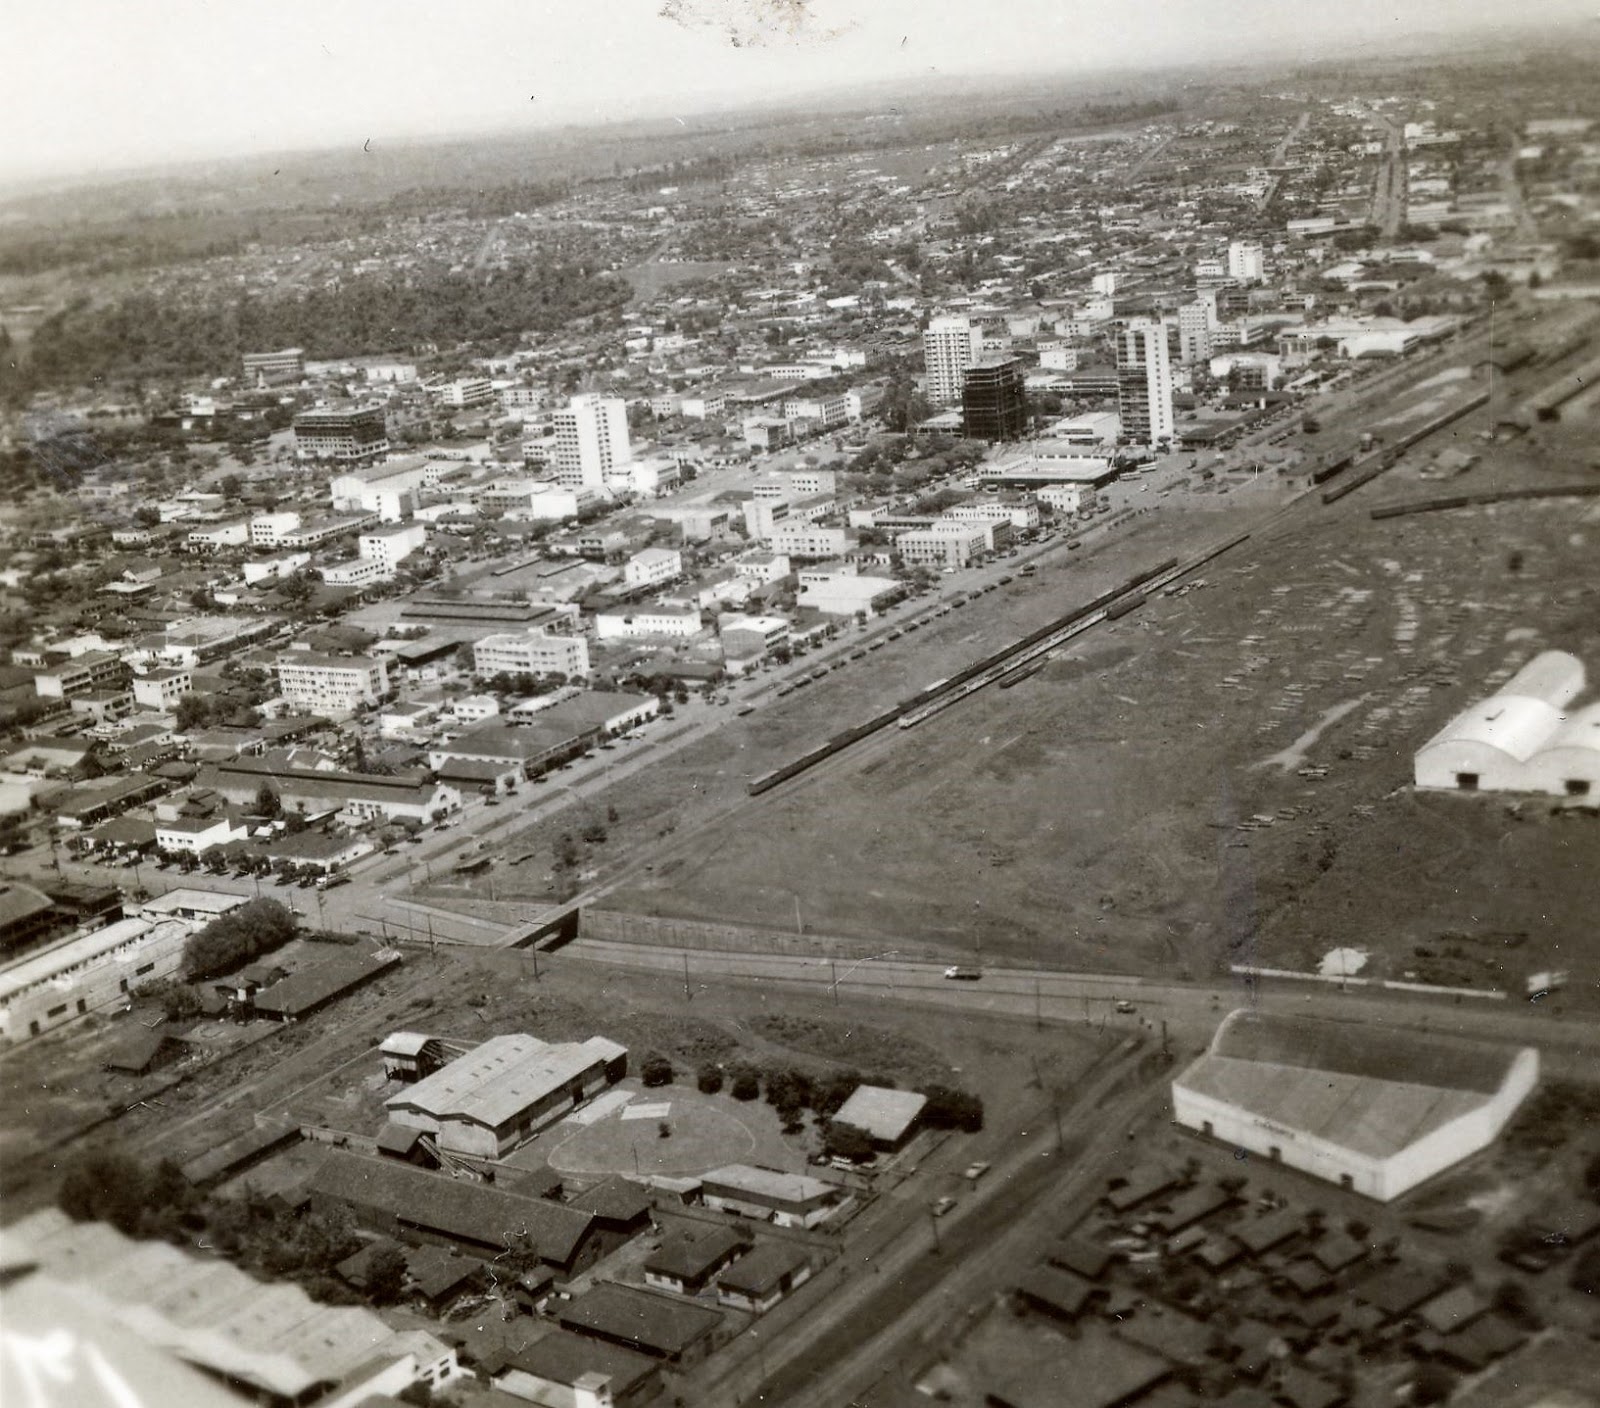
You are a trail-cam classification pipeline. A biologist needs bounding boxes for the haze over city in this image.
[3,0,1598,182]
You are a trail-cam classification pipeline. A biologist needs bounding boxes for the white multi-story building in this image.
[1036,484,1097,516]
[923,315,978,408]
[770,525,850,560]
[433,377,495,410]
[330,458,442,522]
[1117,322,1176,448]
[276,652,391,712]
[358,523,428,574]
[1091,272,1119,296]
[1228,241,1266,283]
[249,511,302,547]
[553,394,633,489]
[593,607,702,640]
[897,525,989,569]
[682,391,727,420]
[845,383,885,421]
[1175,302,1214,365]
[186,521,250,554]
[319,558,387,587]
[733,550,792,584]
[624,547,683,590]
[472,629,591,681]
[131,668,191,712]
[782,394,848,427]
[942,500,1041,530]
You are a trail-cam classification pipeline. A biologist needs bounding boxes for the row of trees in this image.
[678,1056,985,1152]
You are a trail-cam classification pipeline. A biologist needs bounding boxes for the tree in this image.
[366,1245,410,1305]
[919,1084,985,1133]
[1409,1363,1459,1406]
[1582,1150,1600,1201]
[254,784,282,819]
[640,1052,674,1088]
[57,1145,151,1234]
[696,1063,724,1095]
[175,694,215,732]
[1569,1246,1600,1297]
[729,1065,761,1101]
[822,1122,876,1163]
[180,897,298,981]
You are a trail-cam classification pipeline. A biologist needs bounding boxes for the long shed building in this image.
[385,1033,628,1158]
[1172,1011,1537,1202]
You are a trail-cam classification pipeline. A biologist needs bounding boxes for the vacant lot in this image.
[597,440,1600,989]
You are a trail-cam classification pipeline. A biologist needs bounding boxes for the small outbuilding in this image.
[830,1085,928,1151]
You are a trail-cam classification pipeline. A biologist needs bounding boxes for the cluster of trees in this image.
[17,259,631,397]
[56,1144,366,1304]
[180,897,298,982]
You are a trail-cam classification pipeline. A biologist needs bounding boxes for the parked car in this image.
[943,966,982,981]
[1114,999,1136,1014]
[963,1161,991,1182]
[932,1196,957,1217]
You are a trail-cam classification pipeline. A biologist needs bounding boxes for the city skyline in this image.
[4,0,1598,185]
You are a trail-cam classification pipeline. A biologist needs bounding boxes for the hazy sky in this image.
[4,0,1595,182]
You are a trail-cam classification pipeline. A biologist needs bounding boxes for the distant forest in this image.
[4,261,629,400]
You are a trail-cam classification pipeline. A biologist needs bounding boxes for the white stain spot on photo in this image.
[658,0,855,48]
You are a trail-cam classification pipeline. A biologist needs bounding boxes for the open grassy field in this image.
[589,422,1599,990]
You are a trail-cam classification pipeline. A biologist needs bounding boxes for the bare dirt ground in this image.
[592,427,1600,991]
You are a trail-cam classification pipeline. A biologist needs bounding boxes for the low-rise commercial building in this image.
[698,1165,845,1229]
[623,547,683,590]
[558,1284,722,1366]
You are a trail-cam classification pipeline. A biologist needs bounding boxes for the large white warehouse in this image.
[1172,1011,1538,1202]
[1414,650,1598,798]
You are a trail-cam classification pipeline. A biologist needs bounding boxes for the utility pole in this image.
[1161,1019,1170,1059]
[1034,977,1042,1029]
[682,952,692,1002]
[793,892,803,937]
[427,911,436,958]
[928,1207,942,1254]
[830,959,838,1004]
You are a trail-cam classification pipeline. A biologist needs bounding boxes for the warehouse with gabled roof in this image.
[1172,1011,1538,1202]
[384,1032,628,1158]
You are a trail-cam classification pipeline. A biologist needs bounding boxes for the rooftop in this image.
[1176,1012,1533,1162]
[386,1033,627,1132]
[558,1282,722,1358]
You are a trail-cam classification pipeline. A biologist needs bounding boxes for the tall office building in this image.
[961,358,1028,442]
[1228,241,1266,283]
[1118,322,1176,448]
[552,394,633,488]
[923,315,978,408]
[1175,301,1215,365]
[292,404,389,462]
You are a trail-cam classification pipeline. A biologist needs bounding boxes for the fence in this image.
[582,909,894,961]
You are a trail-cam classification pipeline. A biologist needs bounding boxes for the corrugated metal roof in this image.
[386,1034,624,1133]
